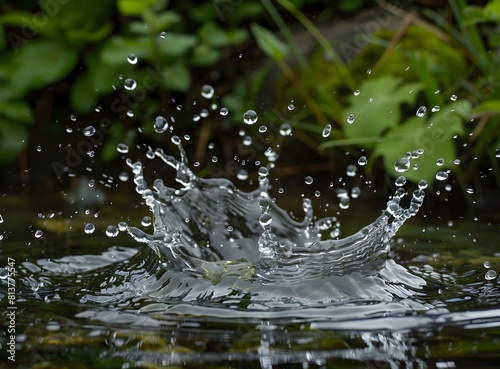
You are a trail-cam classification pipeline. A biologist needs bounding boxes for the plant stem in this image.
[276,0,356,91]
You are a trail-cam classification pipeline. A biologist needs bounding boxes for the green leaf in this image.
[473,99,500,114]
[372,101,470,183]
[100,36,153,65]
[8,40,78,97]
[342,76,422,147]
[117,0,156,16]
[156,33,197,56]
[250,23,288,61]
[191,44,221,66]
[161,64,191,92]
[199,22,249,48]
[462,6,489,25]
[0,118,28,163]
[0,100,33,124]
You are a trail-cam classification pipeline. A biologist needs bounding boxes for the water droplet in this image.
[124,78,137,91]
[211,156,218,163]
[484,260,491,268]
[353,89,360,96]
[485,269,497,281]
[431,106,440,112]
[119,172,129,181]
[0,214,3,223]
[201,84,214,99]
[287,104,295,111]
[305,176,313,185]
[358,156,367,166]
[118,222,128,231]
[36,145,42,152]
[70,115,77,121]
[258,167,269,177]
[83,126,96,137]
[450,94,458,101]
[339,197,350,209]
[220,107,229,116]
[279,123,292,136]
[259,125,267,133]
[106,225,119,237]
[347,114,355,124]
[351,187,361,198]
[127,54,138,64]
[394,157,410,173]
[34,229,43,238]
[243,110,258,125]
[117,143,129,154]
[395,176,407,187]
[416,106,427,117]
[322,124,331,138]
[346,165,357,177]
[259,213,272,227]
[453,159,461,165]
[159,31,166,39]
[236,170,248,180]
[243,136,252,146]
[435,171,448,181]
[141,216,152,227]
[466,188,474,194]
[84,223,95,234]
[436,158,445,166]
[314,190,321,197]
[154,116,168,133]
[88,179,95,188]
[418,180,428,189]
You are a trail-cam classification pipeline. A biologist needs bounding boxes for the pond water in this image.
[1,135,499,368]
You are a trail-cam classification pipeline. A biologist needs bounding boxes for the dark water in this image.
[1,140,499,368]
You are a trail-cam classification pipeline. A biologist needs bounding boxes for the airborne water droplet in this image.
[287,104,295,111]
[220,107,229,116]
[394,157,410,173]
[127,54,138,65]
[346,165,357,177]
[485,269,497,281]
[395,176,407,187]
[117,143,129,154]
[141,216,152,227]
[416,106,427,117]
[358,156,367,166]
[435,171,448,181]
[83,126,95,137]
[347,114,355,124]
[243,110,258,125]
[201,84,214,99]
[84,223,95,234]
[34,229,43,238]
[124,78,137,91]
[154,116,168,133]
[236,169,248,180]
[305,176,313,185]
[258,125,267,133]
[106,225,119,237]
[279,123,292,136]
[322,124,331,138]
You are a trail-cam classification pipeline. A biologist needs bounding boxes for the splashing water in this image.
[71,133,433,314]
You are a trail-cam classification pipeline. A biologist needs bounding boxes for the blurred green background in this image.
[0,0,499,208]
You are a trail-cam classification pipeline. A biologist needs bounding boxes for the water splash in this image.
[83,134,432,311]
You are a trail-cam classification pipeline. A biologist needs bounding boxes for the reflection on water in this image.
[1,137,500,368]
